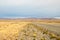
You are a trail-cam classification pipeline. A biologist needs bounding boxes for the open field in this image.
[0,19,60,40]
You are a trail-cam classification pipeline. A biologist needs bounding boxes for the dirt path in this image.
[33,22,60,35]
[18,23,60,40]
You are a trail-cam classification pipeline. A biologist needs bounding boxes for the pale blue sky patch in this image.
[0,0,60,18]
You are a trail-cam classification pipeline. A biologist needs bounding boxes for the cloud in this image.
[0,0,60,18]
[0,0,33,6]
[0,0,59,6]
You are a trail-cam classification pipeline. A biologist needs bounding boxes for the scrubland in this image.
[0,19,60,40]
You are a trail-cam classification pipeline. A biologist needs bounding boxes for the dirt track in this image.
[18,23,60,40]
[34,22,60,35]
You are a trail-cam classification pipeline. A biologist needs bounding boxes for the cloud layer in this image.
[0,0,60,18]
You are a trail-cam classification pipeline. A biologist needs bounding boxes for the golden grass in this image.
[0,19,60,40]
[0,21,31,40]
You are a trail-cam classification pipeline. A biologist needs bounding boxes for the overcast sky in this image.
[0,0,60,18]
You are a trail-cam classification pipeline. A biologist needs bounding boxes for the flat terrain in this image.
[0,19,60,40]
[34,22,60,35]
[0,21,30,40]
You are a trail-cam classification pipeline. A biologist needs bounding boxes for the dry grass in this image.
[0,21,30,40]
[0,19,60,40]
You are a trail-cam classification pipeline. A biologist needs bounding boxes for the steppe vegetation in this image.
[0,19,60,40]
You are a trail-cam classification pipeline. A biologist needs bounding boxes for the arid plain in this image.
[0,18,60,40]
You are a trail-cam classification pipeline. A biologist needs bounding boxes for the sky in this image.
[0,0,60,18]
